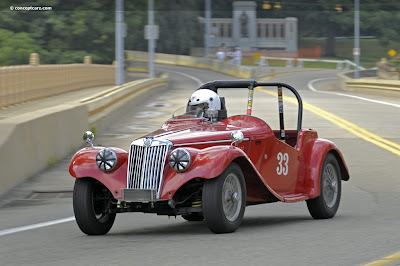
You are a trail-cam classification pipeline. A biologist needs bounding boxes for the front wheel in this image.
[73,178,116,235]
[307,153,342,219]
[202,163,246,233]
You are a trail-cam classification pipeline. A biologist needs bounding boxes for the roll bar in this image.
[197,80,303,139]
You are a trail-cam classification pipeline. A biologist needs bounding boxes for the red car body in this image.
[70,80,349,235]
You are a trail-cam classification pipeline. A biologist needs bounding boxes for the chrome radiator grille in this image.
[127,138,171,194]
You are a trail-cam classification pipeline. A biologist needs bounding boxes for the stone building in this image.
[202,1,297,52]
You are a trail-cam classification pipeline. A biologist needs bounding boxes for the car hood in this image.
[145,123,246,146]
[140,115,273,146]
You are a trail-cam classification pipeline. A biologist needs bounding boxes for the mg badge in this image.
[144,137,153,147]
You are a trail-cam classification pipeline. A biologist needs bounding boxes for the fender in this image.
[69,147,128,199]
[160,145,284,202]
[300,138,350,199]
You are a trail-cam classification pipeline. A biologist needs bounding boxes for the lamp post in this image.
[205,0,211,57]
[148,0,155,78]
[115,0,124,85]
[354,0,360,79]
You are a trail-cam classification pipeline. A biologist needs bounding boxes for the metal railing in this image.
[257,56,365,71]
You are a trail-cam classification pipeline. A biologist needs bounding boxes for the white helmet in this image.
[189,89,221,112]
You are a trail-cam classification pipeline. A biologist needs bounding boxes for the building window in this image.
[281,24,285,38]
[257,23,261,38]
[227,24,232,38]
[220,24,224,37]
[265,24,269,38]
[273,24,277,38]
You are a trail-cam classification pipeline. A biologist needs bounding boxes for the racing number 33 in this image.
[277,152,289,176]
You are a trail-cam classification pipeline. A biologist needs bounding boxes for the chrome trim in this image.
[168,117,205,122]
[127,138,172,199]
[174,138,249,147]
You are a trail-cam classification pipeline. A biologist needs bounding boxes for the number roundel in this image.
[276,152,289,176]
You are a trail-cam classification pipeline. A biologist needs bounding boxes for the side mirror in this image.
[230,130,244,146]
[83,131,95,147]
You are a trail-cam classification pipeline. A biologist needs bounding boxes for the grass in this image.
[244,38,400,69]
[302,38,398,68]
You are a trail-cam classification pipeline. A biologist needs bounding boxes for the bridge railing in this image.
[0,54,115,109]
[258,56,365,71]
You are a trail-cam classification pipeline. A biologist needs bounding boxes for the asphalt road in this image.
[0,65,399,266]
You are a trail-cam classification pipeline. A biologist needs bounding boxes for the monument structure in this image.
[204,1,297,52]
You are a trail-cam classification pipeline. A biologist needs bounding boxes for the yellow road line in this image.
[363,251,400,266]
[255,76,400,157]
[256,74,400,266]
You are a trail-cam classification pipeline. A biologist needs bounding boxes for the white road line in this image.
[158,68,203,86]
[0,216,75,237]
[308,78,400,108]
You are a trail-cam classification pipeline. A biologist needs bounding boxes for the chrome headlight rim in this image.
[96,148,118,172]
[169,148,191,172]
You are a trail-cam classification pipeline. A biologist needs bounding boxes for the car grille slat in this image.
[127,139,171,198]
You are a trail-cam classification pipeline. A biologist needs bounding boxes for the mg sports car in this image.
[70,80,349,235]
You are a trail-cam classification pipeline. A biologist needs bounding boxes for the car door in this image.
[260,138,300,194]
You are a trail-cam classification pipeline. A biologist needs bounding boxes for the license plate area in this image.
[121,189,157,202]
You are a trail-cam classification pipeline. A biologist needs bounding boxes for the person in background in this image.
[234,46,242,65]
[227,48,235,64]
[216,48,225,61]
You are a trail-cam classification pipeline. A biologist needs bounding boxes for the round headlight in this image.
[169,148,191,172]
[96,148,118,172]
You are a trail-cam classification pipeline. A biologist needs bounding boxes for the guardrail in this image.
[258,56,365,71]
[0,55,115,109]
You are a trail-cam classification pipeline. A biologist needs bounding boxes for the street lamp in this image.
[262,1,281,10]
[205,0,211,57]
[115,0,124,85]
[354,0,360,79]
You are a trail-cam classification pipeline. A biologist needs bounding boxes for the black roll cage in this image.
[197,80,303,140]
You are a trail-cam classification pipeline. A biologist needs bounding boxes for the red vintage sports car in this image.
[70,80,349,235]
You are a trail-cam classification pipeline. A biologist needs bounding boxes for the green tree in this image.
[0,29,40,65]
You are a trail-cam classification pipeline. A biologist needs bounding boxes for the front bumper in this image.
[121,189,158,202]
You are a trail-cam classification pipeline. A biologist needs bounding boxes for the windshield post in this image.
[246,83,255,115]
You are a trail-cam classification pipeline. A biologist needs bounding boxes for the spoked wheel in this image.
[73,178,116,235]
[202,163,246,233]
[307,153,342,219]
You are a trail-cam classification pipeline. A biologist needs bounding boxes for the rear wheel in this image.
[307,153,342,219]
[202,163,246,233]
[73,178,116,235]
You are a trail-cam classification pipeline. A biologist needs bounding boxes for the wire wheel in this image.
[306,153,342,219]
[222,173,242,222]
[322,163,339,208]
[202,163,246,233]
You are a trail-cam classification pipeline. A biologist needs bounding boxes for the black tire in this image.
[182,213,204,222]
[307,153,342,219]
[202,163,246,233]
[73,178,116,235]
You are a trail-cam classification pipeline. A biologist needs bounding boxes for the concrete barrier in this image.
[0,103,88,196]
[0,77,168,197]
[337,70,400,94]
[126,50,256,79]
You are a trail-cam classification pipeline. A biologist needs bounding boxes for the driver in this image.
[187,89,221,120]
